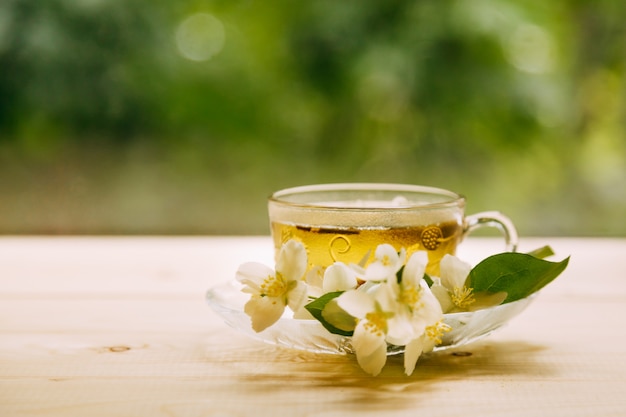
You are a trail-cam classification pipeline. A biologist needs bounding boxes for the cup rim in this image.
[269,183,465,211]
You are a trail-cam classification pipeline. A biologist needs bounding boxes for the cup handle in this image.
[464,211,519,252]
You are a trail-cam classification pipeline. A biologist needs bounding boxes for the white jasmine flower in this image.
[335,250,448,376]
[403,320,451,376]
[360,244,406,281]
[430,254,506,313]
[382,251,447,375]
[336,289,393,376]
[236,240,308,332]
[384,252,442,343]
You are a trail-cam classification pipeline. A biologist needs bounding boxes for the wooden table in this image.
[1,236,625,416]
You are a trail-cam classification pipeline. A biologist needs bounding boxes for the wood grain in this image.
[1,237,625,416]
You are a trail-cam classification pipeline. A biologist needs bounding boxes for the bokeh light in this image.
[175,13,225,62]
[506,23,555,74]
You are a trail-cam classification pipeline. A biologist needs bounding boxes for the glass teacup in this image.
[268,183,517,276]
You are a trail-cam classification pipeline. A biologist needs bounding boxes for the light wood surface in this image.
[1,236,625,417]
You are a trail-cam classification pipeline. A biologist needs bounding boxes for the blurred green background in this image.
[1,0,624,236]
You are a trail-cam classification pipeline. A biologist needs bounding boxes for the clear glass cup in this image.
[268,183,517,276]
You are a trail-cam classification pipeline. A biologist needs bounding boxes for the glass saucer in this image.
[206,280,536,355]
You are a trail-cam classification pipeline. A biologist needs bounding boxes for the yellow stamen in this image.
[259,273,287,298]
[425,320,452,344]
[451,286,476,309]
[399,284,423,311]
[364,312,387,337]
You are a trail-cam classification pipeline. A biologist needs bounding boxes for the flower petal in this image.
[420,281,444,317]
[292,305,315,320]
[469,291,508,311]
[421,329,440,353]
[356,342,388,376]
[386,309,416,346]
[243,295,285,332]
[323,262,358,292]
[373,279,398,313]
[351,318,387,357]
[352,320,388,376]
[336,290,376,319]
[305,284,324,299]
[440,254,472,289]
[402,251,428,285]
[362,244,404,281]
[429,282,454,313]
[404,336,426,376]
[236,262,275,292]
[276,240,308,282]
[390,281,443,342]
[362,262,395,281]
[286,281,308,313]
[305,265,324,288]
[348,263,367,278]
[374,243,400,262]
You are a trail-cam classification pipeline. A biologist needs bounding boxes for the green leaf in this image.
[467,252,569,304]
[396,265,405,283]
[526,245,555,259]
[423,273,434,287]
[304,292,354,336]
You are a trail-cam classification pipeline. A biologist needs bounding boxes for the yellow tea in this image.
[271,220,463,276]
